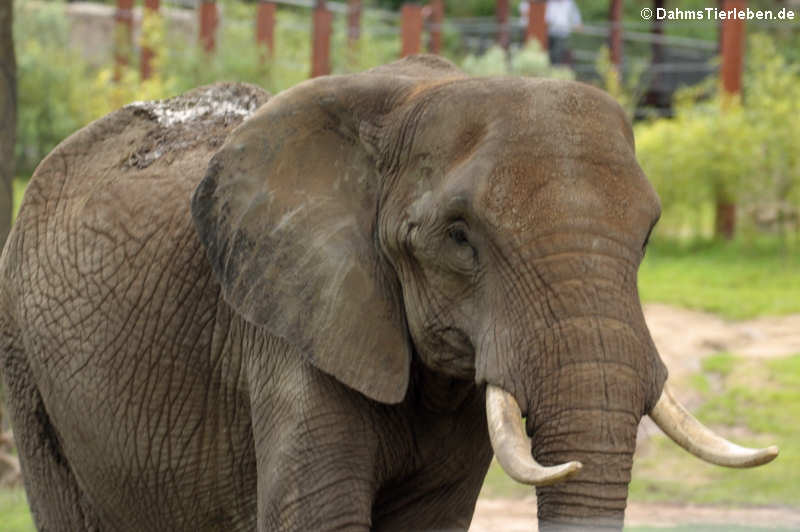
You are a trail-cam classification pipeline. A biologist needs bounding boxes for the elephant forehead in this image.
[464,82,659,242]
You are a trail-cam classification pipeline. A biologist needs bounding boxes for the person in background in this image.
[545,0,582,65]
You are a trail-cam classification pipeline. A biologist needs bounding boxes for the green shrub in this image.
[461,41,574,80]
[634,33,800,241]
[14,2,407,175]
[593,46,649,121]
[14,3,176,174]
[15,3,92,175]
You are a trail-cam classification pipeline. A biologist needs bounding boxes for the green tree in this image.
[0,0,20,489]
[634,33,800,243]
[0,0,14,250]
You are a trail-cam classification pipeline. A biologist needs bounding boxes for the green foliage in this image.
[0,489,34,532]
[461,41,574,80]
[161,6,402,95]
[630,354,800,506]
[593,46,649,120]
[370,0,498,17]
[14,3,177,175]
[12,177,27,221]
[479,458,530,499]
[13,2,406,175]
[638,237,800,319]
[627,526,797,532]
[511,41,574,80]
[14,3,94,175]
[742,34,800,211]
[701,352,736,377]
[634,34,800,241]
[461,45,508,76]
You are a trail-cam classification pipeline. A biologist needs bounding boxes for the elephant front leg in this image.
[249,357,381,531]
[255,439,377,531]
[371,384,493,531]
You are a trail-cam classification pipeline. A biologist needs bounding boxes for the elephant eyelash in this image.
[445,222,479,272]
[447,226,470,246]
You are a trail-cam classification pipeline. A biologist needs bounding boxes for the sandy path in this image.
[471,304,800,530]
[471,498,800,530]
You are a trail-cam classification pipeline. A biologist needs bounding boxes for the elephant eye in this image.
[448,226,470,246]
[445,221,478,271]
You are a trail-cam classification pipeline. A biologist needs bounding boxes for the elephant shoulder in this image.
[14,82,270,252]
[22,82,269,218]
[6,83,270,299]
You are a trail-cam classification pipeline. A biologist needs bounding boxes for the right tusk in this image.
[649,383,779,468]
[485,384,582,486]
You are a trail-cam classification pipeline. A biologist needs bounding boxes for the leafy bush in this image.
[461,41,574,79]
[14,2,407,175]
[634,33,800,241]
[593,46,649,121]
[14,3,175,175]
[371,0,499,18]
[15,3,91,175]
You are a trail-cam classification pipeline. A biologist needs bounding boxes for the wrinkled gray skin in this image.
[0,56,666,531]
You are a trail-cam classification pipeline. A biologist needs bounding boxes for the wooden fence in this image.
[114,0,550,80]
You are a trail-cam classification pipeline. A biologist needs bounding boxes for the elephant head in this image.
[191,56,777,530]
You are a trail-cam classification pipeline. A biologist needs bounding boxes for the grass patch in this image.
[12,176,30,221]
[479,458,533,499]
[630,353,800,506]
[639,238,800,319]
[701,352,737,377]
[627,527,797,532]
[0,488,35,532]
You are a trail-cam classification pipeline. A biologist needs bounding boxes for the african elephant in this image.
[0,56,777,531]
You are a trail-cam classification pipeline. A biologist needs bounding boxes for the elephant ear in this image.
[192,56,466,404]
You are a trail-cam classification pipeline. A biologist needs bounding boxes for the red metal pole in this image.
[113,0,134,81]
[140,0,160,80]
[256,1,276,57]
[496,0,509,50]
[428,0,443,54]
[199,1,218,53]
[716,0,747,240]
[609,0,623,69]
[526,0,547,51]
[720,0,746,96]
[401,4,423,57]
[311,0,332,77]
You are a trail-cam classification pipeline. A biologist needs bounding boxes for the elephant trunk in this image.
[485,351,647,530]
[532,420,635,531]
[486,384,638,531]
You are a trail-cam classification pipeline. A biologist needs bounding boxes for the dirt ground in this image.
[470,303,800,530]
[471,498,800,531]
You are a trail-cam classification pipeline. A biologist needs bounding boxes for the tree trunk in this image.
[0,0,19,488]
[715,200,736,241]
[0,0,15,250]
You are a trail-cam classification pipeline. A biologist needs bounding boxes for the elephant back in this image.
[17,83,269,227]
[4,83,270,280]
[0,83,270,353]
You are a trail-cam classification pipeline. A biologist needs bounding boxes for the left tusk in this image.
[485,384,582,486]
[649,383,779,468]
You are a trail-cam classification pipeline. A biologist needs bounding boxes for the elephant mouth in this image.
[485,382,778,487]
